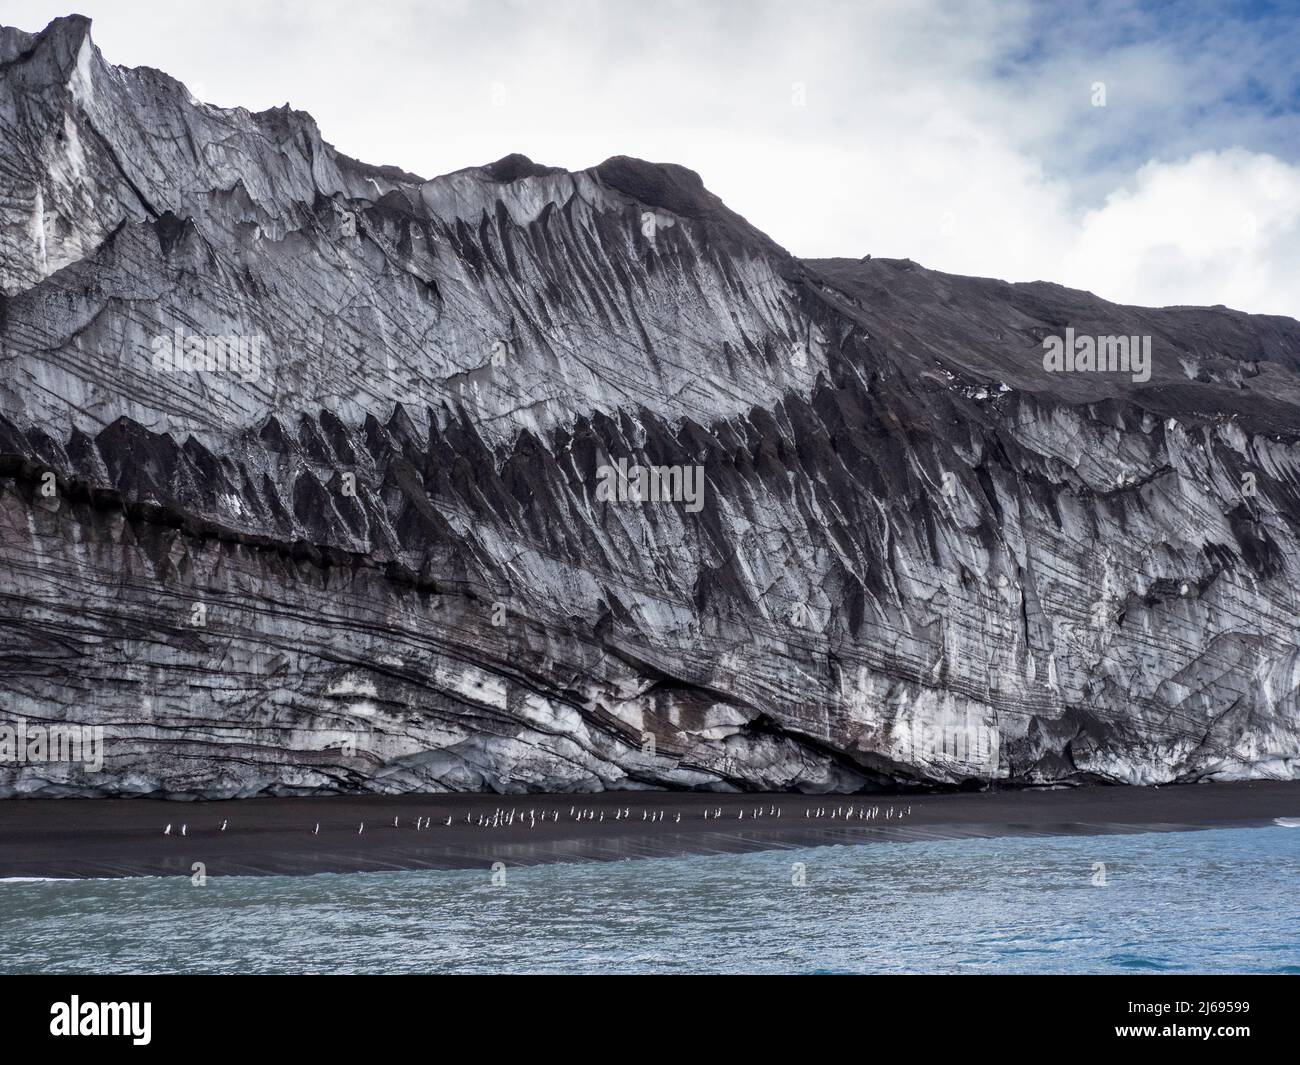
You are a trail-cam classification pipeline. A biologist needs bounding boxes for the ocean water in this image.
[2,825,1297,974]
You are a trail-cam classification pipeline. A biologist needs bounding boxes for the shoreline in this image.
[1,780,1297,880]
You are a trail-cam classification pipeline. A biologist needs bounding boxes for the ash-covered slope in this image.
[2,15,1298,797]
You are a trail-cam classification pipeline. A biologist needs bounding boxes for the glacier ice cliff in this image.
[2,15,1299,797]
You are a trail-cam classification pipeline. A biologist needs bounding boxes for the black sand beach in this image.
[1,780,1297,879]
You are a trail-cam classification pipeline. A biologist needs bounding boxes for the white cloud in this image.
[1060,150,1300,317]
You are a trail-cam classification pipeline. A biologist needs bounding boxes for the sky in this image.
[8,0,1300,317]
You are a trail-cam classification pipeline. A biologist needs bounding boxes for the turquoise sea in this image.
[2,825,1297,974]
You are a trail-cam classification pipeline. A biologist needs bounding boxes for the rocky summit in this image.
[2,15,1299,798]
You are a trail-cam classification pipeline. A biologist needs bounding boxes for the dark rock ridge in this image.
[1,15,1298,797]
